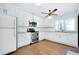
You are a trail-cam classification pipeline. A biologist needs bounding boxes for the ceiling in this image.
[12,3,79,18]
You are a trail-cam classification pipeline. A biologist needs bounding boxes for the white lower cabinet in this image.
[46,32,78,47]
[17,33,31,48]
[39,32,46,40]
[18,39,26,48]
[17,31,78,48]
[62,33,78,47]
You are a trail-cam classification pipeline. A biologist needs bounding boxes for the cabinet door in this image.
[17,39,27,48]
[47,32,59,42]
[39,32,46,40]
[24,33,31,44]
[63,33,78,47]
[18,33,27,48]
[0,29,16,55]
[17,33,31,48]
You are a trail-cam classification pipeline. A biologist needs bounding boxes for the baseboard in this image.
[44,39,79,49]
[5,49,17,55]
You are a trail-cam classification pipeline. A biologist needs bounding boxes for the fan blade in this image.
[51,9,58,13]
[41,12,49,14]
[51,14,58,16]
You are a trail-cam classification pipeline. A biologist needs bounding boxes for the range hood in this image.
[29,21,37,27]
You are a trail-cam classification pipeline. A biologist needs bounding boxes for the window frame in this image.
[55,18,77,33]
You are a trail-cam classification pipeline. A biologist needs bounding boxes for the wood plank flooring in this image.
[10,40,79,55]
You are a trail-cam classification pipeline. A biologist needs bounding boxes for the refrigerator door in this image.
[0,14,16,55]
[0,14,16,28]
[0,29,16,55]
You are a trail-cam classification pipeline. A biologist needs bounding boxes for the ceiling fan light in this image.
[60,13,63,16]
[48,16,52,19]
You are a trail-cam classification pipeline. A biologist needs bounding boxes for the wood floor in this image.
[10,40,79,55]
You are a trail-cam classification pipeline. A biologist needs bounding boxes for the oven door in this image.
[31,32,38,42]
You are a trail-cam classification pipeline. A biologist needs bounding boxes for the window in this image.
[55,19,64,31]
[55,18,76,32]
[64,18,75,31]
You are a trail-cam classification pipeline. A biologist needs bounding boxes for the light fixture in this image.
[48,16,52,19]
[35,3,41,5]
[60,13,63,16]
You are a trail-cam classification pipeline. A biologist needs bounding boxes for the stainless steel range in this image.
[27,28,39,44]
[27,21,38,44]
[31,31,39,43]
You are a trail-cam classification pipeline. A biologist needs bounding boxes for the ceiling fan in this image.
[41,9,58,17]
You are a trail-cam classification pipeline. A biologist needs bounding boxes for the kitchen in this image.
[0,3,78,55]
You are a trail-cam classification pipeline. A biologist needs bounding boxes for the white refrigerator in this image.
[0,14,16,55]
